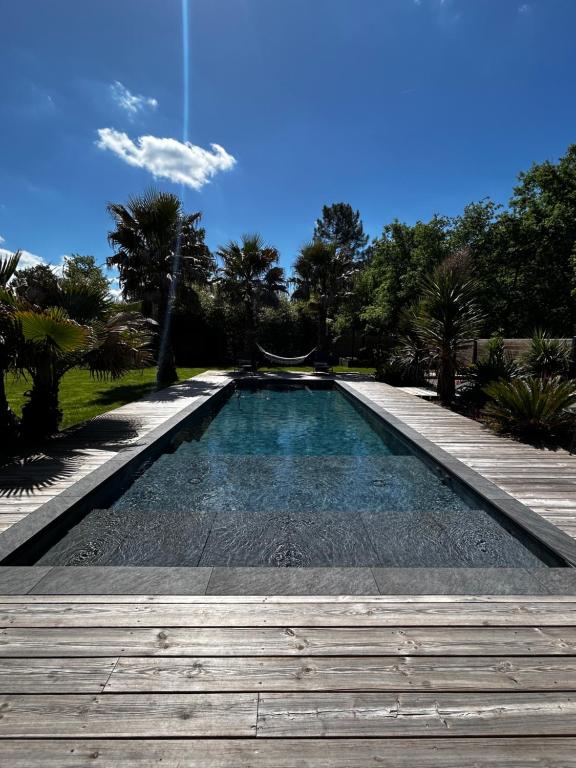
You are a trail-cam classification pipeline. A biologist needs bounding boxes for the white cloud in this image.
[0,247,45,270]
[108,276,123,299]
[110,81,158,117]
[0,235,4,244]
[96,128,237,190]
[518,3,530,12]
[0,248,70,276]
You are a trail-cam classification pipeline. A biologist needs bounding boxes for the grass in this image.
[5,367,207,431]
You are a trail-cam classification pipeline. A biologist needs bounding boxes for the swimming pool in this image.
[36,383,557,568]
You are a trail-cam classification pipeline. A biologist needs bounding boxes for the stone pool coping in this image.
[2,566,576,595]
[0,372,576,588]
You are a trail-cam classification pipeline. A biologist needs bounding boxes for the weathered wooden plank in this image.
[105,655,576,692]
[4,625,576,656]
[1,738,576,767]
[257,691,576,737]
[0,658,117,693]
[3,601,576,627]
[0,694,257,737]
[2,594,576,603]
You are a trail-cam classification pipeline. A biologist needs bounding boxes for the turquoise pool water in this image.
[37,385,551,567]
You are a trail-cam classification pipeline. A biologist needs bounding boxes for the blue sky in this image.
[1,0,575,288]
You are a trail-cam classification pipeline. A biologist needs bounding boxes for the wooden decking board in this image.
[0,693,258,737]
[2,738,576,768]
[0,658,117,693]
[257,691,576,737]
[3,600,576,626]
[0,598,575,762]
[105,655,576,692]
[4,625,576,656]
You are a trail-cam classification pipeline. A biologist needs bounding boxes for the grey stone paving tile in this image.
[0,567,53,594]
[207,567,379,595]
[360,509,469,567]
[35,508,216,567]
[529,568,576,595]
[372,567,550,595]
[30,566,212,594]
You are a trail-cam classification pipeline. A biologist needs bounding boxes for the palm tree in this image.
[217,234,285,365]
[0,251,22,447]
[292,241,357,352]
[106,189,212,387]
[16,305,153,441]
[412,251,485,404]
[17,308,91,438]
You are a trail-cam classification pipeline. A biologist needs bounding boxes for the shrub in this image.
[483,376,576,442]
[523,330,570,379]
[412,251,484,404]
[459,335,522,408]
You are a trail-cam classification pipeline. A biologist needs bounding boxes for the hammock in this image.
[256,343,317,366]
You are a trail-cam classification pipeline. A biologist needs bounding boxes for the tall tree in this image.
[314,203,369,260]
[217,234,285,365]
[12,263,60,307]
[358,216,451,334]
[505,144,576,334]
[60,255,111,297]
[106,189,213,387]
[292,240,358,351]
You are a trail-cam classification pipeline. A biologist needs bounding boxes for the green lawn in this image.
[5,367,207,431]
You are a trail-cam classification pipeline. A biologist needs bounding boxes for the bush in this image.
[483,376,576,442]
[459,335,522,408]
[375,333,429,386]
[523,330,570,379]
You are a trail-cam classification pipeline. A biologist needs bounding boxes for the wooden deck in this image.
[2,376,576,761]
[0,371,231,533]
[347,380,576,541]
[0,594,575,764]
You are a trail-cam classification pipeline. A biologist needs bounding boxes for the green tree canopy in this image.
[314,202,369,260]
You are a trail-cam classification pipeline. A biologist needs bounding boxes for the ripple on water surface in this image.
[35,387,550,568]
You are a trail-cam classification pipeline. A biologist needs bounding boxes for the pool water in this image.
[37,385,550,567]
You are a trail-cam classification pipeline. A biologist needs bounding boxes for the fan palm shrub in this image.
[17,308,90,438]
[483,376,576,442]
[523,330,570,379]
[412,251,485,404]
[0,251,23,447]
[16,306,154,440]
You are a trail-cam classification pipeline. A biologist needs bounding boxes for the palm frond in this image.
[0,251,21,287]
[84,312,154,379]
[484,376,576,441]
[17,308,89,354]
